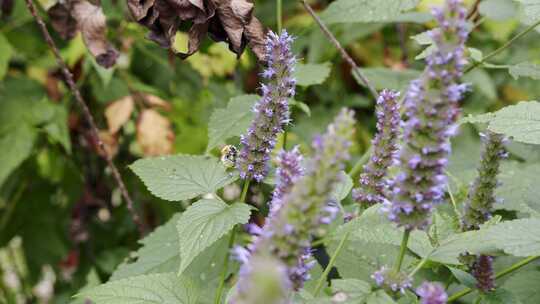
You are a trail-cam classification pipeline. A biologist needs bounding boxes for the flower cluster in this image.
[236,30,296,182]
[383,0,470,230]
[372,266,412,294]
[269,146,304,218]
[234,109,355,302]
[416,282,448,304]
[472,255,495,292]
[353,89,400,206]
[461,131,507,230]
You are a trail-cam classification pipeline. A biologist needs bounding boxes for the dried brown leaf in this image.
[136,109,174,156]
[48,2,78,40]
[141,94,171,110]
[105,96,134,134]
[98,130,118,157]
[71,0,119,68]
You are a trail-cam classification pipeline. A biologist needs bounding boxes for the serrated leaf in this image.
[44,104,71,153]
[77,273,200,304]
[321,0,420,24]
[130,155,237,201]
[354,68,421,91]
[509,62,540,80]
[206,94,258,152]
[463,101,540,145]
[177,199,252,275]
[294,63,331,87]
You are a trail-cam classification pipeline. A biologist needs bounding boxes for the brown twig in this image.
[467,0,482,20]
[300,0,379,100]
[25,0,145,236]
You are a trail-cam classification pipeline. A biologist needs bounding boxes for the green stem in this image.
[408,256,428,278]
[394,230,411,272]
[277,0,283,32]
[347,146,373,179]
[448,255,540,302]
[313,231,350,296]
[213,179,251,304]
[282,130,288,150]
[464,19,540,74]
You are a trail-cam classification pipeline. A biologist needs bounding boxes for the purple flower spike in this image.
[416,282,448,304]
[472,255,495,292]
[385,0,470,230]
[236,30,297,182]
[462,131,507,231]
[234,110,355,302]
[353,89,400,206]
[269,146,304,218]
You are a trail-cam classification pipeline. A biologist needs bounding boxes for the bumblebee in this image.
[220,145,238,168]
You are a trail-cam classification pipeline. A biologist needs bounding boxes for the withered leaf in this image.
[98,130,119,157]
[141,94,172,110]
[72,0,119,68]
[126,0,266,61]
[136,109,174,156]
[47,0,118,68]
[105,96,134,134]
[48,2,78,40]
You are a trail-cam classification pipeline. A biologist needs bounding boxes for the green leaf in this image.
[331,205,434,259]
[483,289,524,304]
[479,0,518,20]
[331,279,371,303]
[176,199,252,275]
[448,266,477,288]
[483,218,540,256]
[77,273,200,304]
[130,155,237,201]
[321,0,420,24]
[111,214,183,280]
[464,69,497,100]
[509,62,540,80]
[206,94,258,152]
[463,101,540,145]
[496,162,540,216]
[332,171,353,201]
[290,99,311,117]
[354,68,421,91]
[366,290,397,304]
[0,124,37,187]
[502,271,540,304]
[0,33,14,80]
[294,63,331,87]
[43,104,71,153]
[515,0,540,22]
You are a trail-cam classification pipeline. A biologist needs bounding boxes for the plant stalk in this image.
[313,231,350,296]
[214,179,251,304]
[394,230,411,272]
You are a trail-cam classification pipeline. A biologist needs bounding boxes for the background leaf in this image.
[321,0,420,24]
[294,62,332,86]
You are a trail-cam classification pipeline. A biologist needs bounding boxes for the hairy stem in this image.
[465,19,540,74]
[214,179,251,304]
[24,0,144,236]
[313,231,350,296]
[300,0,378,100]
[448,255,540,302]
[394,230,411,272]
